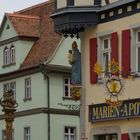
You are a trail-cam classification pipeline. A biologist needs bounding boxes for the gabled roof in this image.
[3,0,61,69]
[17,0,62,69]
[6,13,40,38]
[0,0,62,70]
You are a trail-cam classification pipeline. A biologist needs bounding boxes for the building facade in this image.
[0,1,80,140]
[52,0,140,140]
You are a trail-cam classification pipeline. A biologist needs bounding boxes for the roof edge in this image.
[15,0,54,14]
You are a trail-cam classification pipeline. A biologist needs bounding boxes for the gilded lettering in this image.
[99,107,103,118]
[109,106,114,118]
[122,104,128,116]
[133,102,140,115]
[103,106,108,118]
[114,107,120,117]
[93,107,99,119]
[129,103,134,116]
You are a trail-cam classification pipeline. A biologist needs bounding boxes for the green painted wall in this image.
[0,40,34,74]
[0,72,47,113]
[0,18,17,41]
[49,73,80,109]
[51,114,80,140]
[50,37,81,67]
[0,114,79,140]
[0,114,48,140]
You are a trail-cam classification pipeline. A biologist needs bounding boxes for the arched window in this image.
[3,47,9,65]
[10,45,15,64]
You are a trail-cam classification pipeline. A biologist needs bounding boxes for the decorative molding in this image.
[0,64,71,82]
[0,36,38,46]
[0,107,79,120]
[96,29,113,37]
[0,66,40,82]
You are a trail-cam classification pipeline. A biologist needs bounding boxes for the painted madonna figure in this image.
[68,41,81,85]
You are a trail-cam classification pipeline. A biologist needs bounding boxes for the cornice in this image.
[0,36,38,46]
[0,107,79,120]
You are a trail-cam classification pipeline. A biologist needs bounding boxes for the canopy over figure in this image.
[68,41,81,85]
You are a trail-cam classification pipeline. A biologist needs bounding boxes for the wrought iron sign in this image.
[58,103,80,111]
[89,98,140,123]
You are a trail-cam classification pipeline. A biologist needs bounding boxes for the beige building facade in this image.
[52,0,140,140]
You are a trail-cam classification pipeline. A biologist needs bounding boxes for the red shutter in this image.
[111,32,118,62]
[121,133,129,140]
[111,32,119,75]
[90,38,97,84]
[122,29,131,78]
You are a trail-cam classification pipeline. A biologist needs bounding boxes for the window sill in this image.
[23,98,32,102]
[63,97,75,100]
[2,62,16,68]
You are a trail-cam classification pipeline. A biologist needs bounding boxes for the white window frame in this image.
[2,129,14,140]
[3,47,9,65]
[25,78,31,100]
[3,82,16,100]
[64,77,71,98]
[136,30,140,73]
[102,37,111,77]
[2,130,6,140]
[10,45,15,64]
[24,127,31,140]
[64,126,76,140]
[10,82,16,100]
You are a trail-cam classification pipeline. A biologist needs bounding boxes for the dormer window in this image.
[3,45,16,67]
[10,45,15,64]
[3,47,9,65]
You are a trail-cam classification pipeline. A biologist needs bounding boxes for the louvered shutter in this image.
[122,29,131,78]
[90,38,97,84]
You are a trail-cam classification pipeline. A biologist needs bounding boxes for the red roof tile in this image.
[14,0,62,69]
[6,13,40,38]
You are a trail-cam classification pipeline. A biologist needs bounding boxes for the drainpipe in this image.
[40,64,50,140]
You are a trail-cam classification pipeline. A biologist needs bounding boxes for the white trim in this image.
[102,37,111,77]
[130,27,140,73]
[129,128,140,140]
[64,126,77,140]
[96,30,113,37]
[63,77,71,98]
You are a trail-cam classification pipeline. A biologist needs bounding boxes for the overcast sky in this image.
[0,0,47,22]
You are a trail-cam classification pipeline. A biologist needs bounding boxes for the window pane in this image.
[25,78,31,99]
[138,32,140,42]
[137,136,140,140]
[67,0,74,6]
[138,47,140,72]
[70,128,74,133]
[70,135,75,140]
[104,39,108,49]
[103,53,109,72]
[10,47,15,63]
[65,135,68,140]
[2,130,6,140]
[64,77,71,97]
[65,79,68,84]
[65,128,68,133]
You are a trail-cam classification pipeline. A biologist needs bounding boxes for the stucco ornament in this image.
[105,75,123,106]
[94,59,124,106]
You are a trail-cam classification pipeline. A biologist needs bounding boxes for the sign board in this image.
[89,98,140,123]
